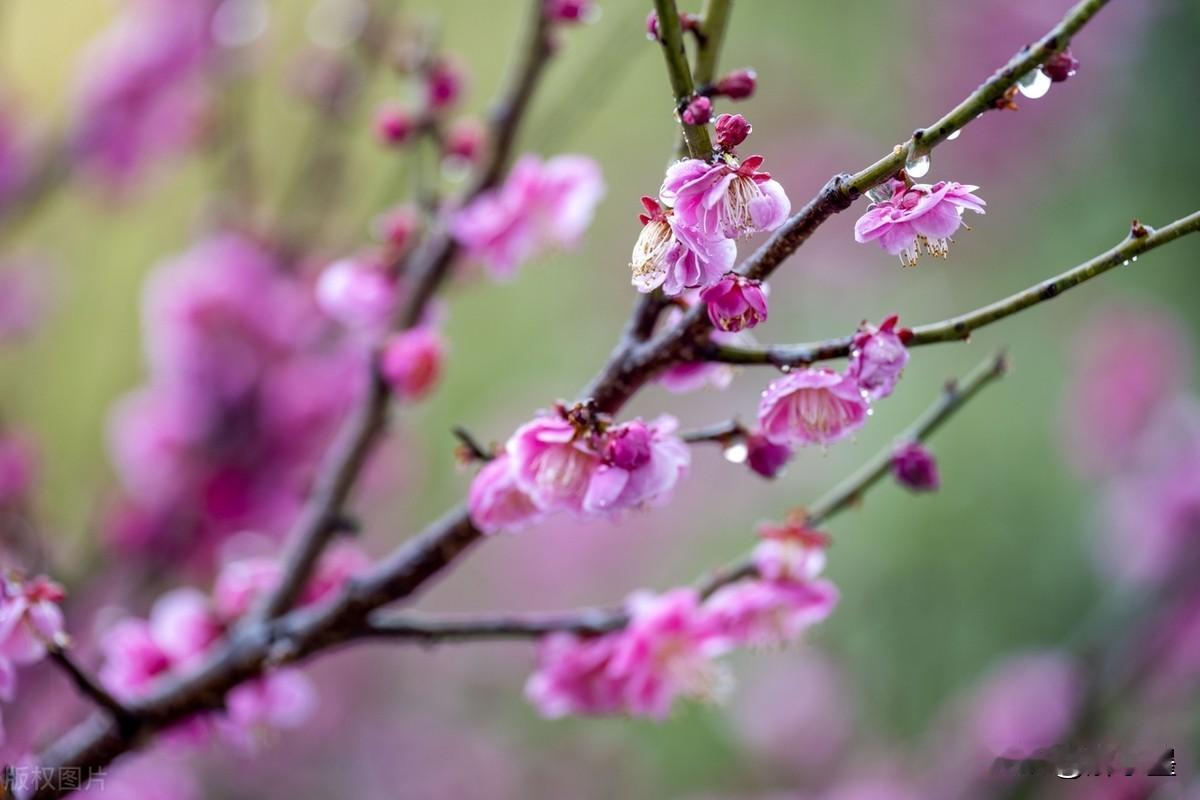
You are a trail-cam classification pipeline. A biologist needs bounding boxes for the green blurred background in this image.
[2,0,1199,796]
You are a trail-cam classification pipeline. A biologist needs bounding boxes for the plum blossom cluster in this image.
[99,541,367,748]
[468,407,689,534]
[854,178,986,267]
[757,315,912,448]
[0,573,65,743]
[526,518,836,719]
[451,155,605,278]
[107,234,361,564]
[630,133,789,313]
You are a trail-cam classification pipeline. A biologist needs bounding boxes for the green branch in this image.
[652,0,714,159]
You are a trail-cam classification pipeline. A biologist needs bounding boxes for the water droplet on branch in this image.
[723,443,748,464]
[905,151,931,179]
[947,130,961,141]
[1017,68,1052,99]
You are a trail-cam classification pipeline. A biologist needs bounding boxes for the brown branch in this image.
[363,608,624,642]
[703,211,1200,367]
[46,646,136,732]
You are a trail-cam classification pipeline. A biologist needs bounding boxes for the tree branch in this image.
[703,211,1200,367]
[363,608,624,642]
[652,0,713,159]
[46,646,136,732]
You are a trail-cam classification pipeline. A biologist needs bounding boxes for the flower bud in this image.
[381,327,445,401]
[444,118,485,163]
[374,104,415,146]
[1042,50,1079,83]
[371,205,419,250]
[544,0,597,24]
[713,113,751,149]
[680,96,712,126]
[714,68,757,100]
[745,432,791,479]
[425,58,466,111]
[699,273,768,332]
[891,441,940,492]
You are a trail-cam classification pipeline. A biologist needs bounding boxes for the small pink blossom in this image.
[544,0,597,24]
[583,417,690,515]
[315,257,398,332]
[849,314,911,400]
[758,368,870,447]
[1043,50,1080,83]
[966,652,1081,757]
[713,113,752,150]
[891,441,940,491]
[148,588,221,667]
[300,540,370,605]
[745,432,792,479]
[525,632,626,717]
[381,326,445,401]
[854,179,985,267]
[468,453,545,535]
[222,668,316,748]
[0,574,65,666]
[630,197,736,295]
[508,415,601,515]
[452,155,605,277]
[425,58,466,110]
[443,118,485,163]
[704,578,838,649]
[752,518,831,584]
[374,104,415,146]
[213,541,370,620]
[699,273,768,332]
[661,155,790,240]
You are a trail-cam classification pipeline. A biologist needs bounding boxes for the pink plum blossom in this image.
[425,58,466,111]
[704,578,838,650]
[630,197,736,295]
[221,668,316,749]
[699,273,768,332]
[854,179,985,267]
[582,417,690,515]
[752,518,830,583]
[452,154,604,278]
[0,575,65,666]
[758,368,870,447]
[965,652,1081,758]
[374,104,415,146]
[507,415,602,515]
[714,68,757,100]
[660,154,790,240]
[713,113,752,150]
[381,327,445,400]
[213,541,370,620]
[544,0,597,24]
[891,441,940,491]
[315,257,398,332]
[468,453,545,535]
[680,96,712,126]
[849,314,911,400]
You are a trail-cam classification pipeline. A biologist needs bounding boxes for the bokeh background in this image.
[1,0,1199,797]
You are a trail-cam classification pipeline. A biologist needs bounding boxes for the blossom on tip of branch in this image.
[661,155,790,240]
[381,326,445,401]
[699,273,768,332]
[849,314,911,400]
[758,368,870,447]
[452,154,605,278]
[630,197,735,296]
[891,441,940,492]
[854,179,985,268]
[713,113,751,150]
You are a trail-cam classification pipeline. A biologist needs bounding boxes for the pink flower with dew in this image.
[0,434,36,506]
[854,179,985,267]
[745,432,792,479]
[967,652,1081,758]
[582,416,690,515]
[660,154,790,240]
[0,575,65,666]
[850,314,911,400]
[891,441,940,492]
[758,368,870,447]
[380,326,445,401]
[630,197,736,296]
[507,415,602,515]
[468,453,545,535]
[704,578,839,649]
[752,519,830,583]
[452,155,604,278]
[315,257,398,332]
[607,589,728,719]
[699,273,768,332]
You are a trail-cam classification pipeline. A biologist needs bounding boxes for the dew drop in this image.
[1017,68,1052,99]
[307,0,369,49]
[866,407,874,417]
[723,443,748,464]
[780,364,792,373]
[1123,259,1130,266]
[1132,256,1138,262]
[947,129,961,141]
[213,0,269,47]
[904,151,931,179]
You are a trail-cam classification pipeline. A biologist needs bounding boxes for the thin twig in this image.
[651,0,713,159]
[451,426,495,461]
[46,647,136,730]
[680,419,745,444]
[703,211,1200,367]
[363,608,624,642]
